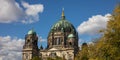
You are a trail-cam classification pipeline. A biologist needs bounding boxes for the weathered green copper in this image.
[68,34,75,38]
[49,9,76,36]
[28,29,36,35]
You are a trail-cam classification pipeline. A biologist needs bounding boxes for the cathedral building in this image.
[22,9,79,60]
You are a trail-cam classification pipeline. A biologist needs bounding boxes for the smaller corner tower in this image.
[22,29,39,60]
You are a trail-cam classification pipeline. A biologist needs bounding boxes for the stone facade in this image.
[22,10,79,60]
[22,31,39,60]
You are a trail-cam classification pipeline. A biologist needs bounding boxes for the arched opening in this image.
[69,42,72,45]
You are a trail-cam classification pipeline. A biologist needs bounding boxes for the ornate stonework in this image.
[22,10,79,60]
[22,29,39,60]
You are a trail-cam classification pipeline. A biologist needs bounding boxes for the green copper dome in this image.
[49,9,76,35]
[51,19,74,30]
[28,29,36,35]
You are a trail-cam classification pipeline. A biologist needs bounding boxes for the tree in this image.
[31,56,42,60]
[92,4,120,60]
[47,56,63,60]
[75,43,89,60]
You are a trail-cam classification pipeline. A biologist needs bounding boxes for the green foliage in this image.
[32,56,63,60]
[75,4,120,60]
[95,4,120,60]
[90,4,120,60]
[47,56,63,60]
[31,56,42,60]
[47,57,55,60]
[55,56,63,60]
[75,43,89,60]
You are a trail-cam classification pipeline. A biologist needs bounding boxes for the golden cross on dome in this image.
[62,8,65,17]
[61,8,65,19]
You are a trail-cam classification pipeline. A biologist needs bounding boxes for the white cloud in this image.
[0,35,47,60]
[22,2,43,16]
[0,0,25,23]
[77,14,111,35]
[0,36,24,60]
[38,36,47,42]
[79,39,84,44]
[78,39,85,50]
[0,0,44,24]
[21,2,44,24]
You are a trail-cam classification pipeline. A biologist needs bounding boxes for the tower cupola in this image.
[27,29,36,35]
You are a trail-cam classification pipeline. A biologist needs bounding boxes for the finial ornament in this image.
[61,8,65,19]
[62,8,65,17]
[62,8,64,11]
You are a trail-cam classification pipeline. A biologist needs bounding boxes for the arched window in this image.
[56,38,61,45]
[54,38,57,45]
[52,40,54,45]
[59,38,61,44]
[69,42,72,45]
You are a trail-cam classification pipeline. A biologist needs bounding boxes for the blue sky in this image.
[0,0,118,46]
[0,0,119,59]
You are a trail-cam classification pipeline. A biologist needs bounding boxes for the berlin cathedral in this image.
[22,9,79,60]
